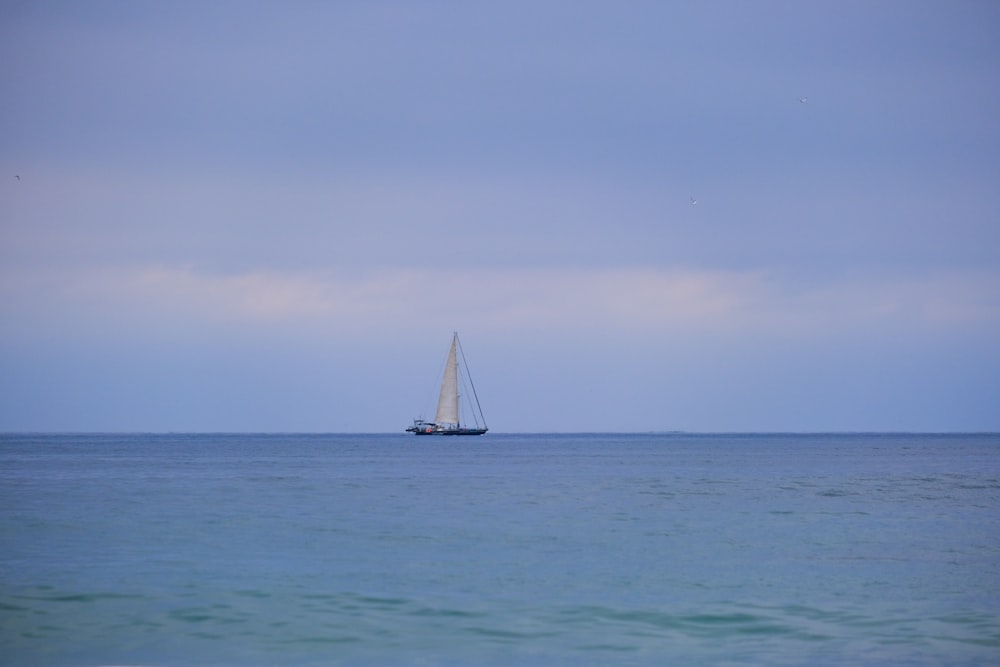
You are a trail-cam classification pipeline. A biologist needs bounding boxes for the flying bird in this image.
[799,97,808,104]
[690,196,697,206]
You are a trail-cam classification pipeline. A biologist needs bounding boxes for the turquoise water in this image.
[1,433,998,665]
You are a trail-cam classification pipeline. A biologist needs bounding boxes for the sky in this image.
[1,1,999,432]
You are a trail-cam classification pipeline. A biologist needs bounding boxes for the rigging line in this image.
[458,369,482,429]
[455,333,487,429]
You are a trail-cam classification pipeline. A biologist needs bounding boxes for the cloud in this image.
[4,264,996,347]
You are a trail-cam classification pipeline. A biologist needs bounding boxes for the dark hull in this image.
[408,427,488,436]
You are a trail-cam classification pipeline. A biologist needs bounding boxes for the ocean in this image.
[1,433,998,666]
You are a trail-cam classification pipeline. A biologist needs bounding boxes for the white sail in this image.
[434,334,460,425]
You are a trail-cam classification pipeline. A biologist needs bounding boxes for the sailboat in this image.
[406,333,488,436]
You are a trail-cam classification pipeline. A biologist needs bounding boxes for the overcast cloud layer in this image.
[2,1,998,431]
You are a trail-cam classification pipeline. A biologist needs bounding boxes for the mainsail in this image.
[434,335,460,425]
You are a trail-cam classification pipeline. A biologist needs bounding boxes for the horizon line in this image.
[2,430,998,437]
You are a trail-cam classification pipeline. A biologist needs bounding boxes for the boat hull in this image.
[407,426,488,436]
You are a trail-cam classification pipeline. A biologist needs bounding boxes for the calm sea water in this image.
[1,433,998,666]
